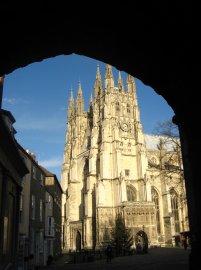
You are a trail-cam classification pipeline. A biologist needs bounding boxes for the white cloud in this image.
[15,115,65,131]
[60,106,66,111]
[3,97,17,104]
[3,97,29,105]
[40,156,63,168]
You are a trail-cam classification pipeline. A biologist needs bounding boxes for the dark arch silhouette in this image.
[76,231,81,252]
[0,5,197,270]
[135,230,149,254]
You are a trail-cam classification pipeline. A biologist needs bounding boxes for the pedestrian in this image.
[183,237,187,250]
[181,234,188,250]
[105,244,112,262]
[136,240,142,254]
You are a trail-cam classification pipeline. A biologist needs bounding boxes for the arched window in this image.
[83,159,89,176]
[127,104,130,113]
[170,189,180,233]
[83,159,89,192]
[116,102,120,111]
[151,157,157,164]
[127,186,137,201]
[151,187,161,233]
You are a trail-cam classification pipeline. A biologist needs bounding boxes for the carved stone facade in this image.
[61,65,189,251]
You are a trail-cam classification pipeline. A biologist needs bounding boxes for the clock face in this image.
[121,122,129,132]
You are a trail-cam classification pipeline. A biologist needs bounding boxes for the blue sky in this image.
[2,54,174,181]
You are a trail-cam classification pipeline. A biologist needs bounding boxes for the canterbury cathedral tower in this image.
[60,64,189,251]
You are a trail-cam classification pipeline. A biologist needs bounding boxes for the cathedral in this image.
[60,64,189,251]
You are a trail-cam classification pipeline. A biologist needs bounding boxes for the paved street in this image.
[42,247,190,270]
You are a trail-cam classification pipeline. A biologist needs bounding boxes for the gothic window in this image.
[125,169,130,177]
[170,189,180,233]
[127,104,130,113]
[116,102,120,112]
[165,157,177,170]
[180,194,185,231]
[127,185,137,201]
[151,187,161,233]
[151,157,157,164]
[83,159,89,192]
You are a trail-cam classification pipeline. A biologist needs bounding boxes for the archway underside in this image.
[0,7,199,270]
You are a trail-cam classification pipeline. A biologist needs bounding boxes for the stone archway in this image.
[135,230,148,253]
[0,5,198,269]
[76,230,81,252]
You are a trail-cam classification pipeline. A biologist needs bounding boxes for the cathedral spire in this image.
[126,75,138,107]
[118,71,124,92]
[127,75,143,143]
[94,64,103,99]
[67,87,75,120]
[105,64,114,90]
[90,93,93,103]
[96,64,101,80]
[78,81,82,95]
[88,93,93,114]
[126,74,136,94]
[70,87,74,103]
[76,81,84,115]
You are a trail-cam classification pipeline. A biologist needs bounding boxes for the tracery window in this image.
[125,169,130,177]
[116,102,120,111]
[151,187,161,233]
[127,185,137,201]
[151,157,157,164]
[83,159,89,192]
[82,159,89,217]
[170,189,180,233]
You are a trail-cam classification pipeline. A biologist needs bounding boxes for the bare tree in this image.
[151,119,184,186]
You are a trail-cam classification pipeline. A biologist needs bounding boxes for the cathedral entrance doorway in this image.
[76,231,81,252]
[135,230,148,253]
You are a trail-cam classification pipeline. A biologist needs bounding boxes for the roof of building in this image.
[40,165,63,193]
[144,133,178,151]
[0,113,28,177]
[40,165,55,177]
